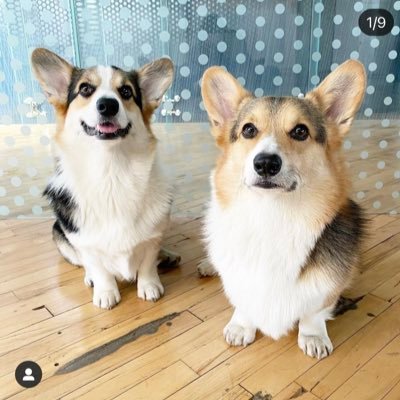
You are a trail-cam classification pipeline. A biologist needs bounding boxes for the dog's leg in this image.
[137,239,164,301]
[197,258,218,277]
[224,308,256,347]
[52,221,81,266]
[298,306,334,359]
[82,253,121,309]
[157,248,181,270]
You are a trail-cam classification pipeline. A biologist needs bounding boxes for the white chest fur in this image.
[204,187,331,339]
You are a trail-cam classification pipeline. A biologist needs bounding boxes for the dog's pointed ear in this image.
[31,48,73,105]
[137,58,174,113]
[306,60,366,138]
[201,67,251,146]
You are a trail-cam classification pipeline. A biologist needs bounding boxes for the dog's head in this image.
[201,61,366,206]
[31,48,173,143]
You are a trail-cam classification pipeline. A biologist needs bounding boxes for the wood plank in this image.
[0,292,18,307]
[273,382,320,400]
[297,301,400,399]
[372,271,400,303]
[381,379,400,400]
[240,295,390,397]
[327,335,400,400]
[115,361,198,400]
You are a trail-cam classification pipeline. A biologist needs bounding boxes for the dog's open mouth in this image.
[81,121,132,140]
[254,180,297,192]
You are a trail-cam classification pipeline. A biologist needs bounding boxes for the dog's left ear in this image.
[31,48,73,105]
[137,58,174,112]
[306,60,366,138]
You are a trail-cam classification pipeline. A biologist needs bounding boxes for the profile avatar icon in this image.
[15,361,42,388]
[22,368,35,382]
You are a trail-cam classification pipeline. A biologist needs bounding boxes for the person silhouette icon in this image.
[22,368,35,382]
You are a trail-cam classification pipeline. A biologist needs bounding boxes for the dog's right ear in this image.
[201,67,251,147]
[31,48,73,105]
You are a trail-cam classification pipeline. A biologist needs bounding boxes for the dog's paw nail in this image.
[93,289,121,309]
[138,281,164,302]
[197,260,217,277]
[298,334,333,359]
[223,323,256,347]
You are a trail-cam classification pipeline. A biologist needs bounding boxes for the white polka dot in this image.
[392,191,399,199]
[313,27,323,38]
[237,77,245,86]
[178,18,188,29]
[4,136,15,146]
[11,176,22,187]
[344,140,352,150]
[381,119,390,127]
[394,1,400,10]
[358,171,367,179]
[366,85,375,94]
[0,93,9,105]
[236,4,246,15]
[217,41,227,52]
[255,65,264,75]
[159,31,170,42]
[198,30,208,41]
[354,1,363,11]
[352,27,361,36]
[274,52,283,62]
[256,16,265,27]
[14,196,24,206]
[388,50,397,59]
[0,206,10,216]
[330,63,338,71]
[311,75,320,85]
[394,170,400,179]
[26,166,37,177]
[141,43,152,55]
[217,17,227,28]
[198,54,208,65]
[8,156,18,167]
[333,14,343,24]
[236,29,246,40]
[197,5,207,17]
[0,187,7,197]
[356,191,365,199]
[179,42,189,53]
[292,87,301,96]
[377,161,385,169]
[254,88,263,97]
[386,74,395,83]
[273,76,283,86]
[360,151,369,159]
[275,3,285,14]
[370,38,379,48]
[362,130,370,138]
[397,150,400,159]
[384,97,392,106]
[236,53,246,64]
[32,205,43,215]
[314,3,324,13]
[373,201,381,209]
[378,140,388,149]
[182,112,191,122]
[390,210,398,215]
[158,6,169,17]
[274,28,284,39]
[332,39,341,49]
[375,181,384,189]
[294,15,304,26]
[312,52,321,62]
[140,18,151,31]
[293,40,303,51]
[179,89,190,100]
[364,108,373,117]
[255,41,265,51]
[29,186,40,197]
[391,26,399,35]
[180,66,190,77]
[350,51,359,59]
[292,64,302,74]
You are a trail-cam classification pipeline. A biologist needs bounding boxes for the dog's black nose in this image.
[253,153,282,177]
[96,97,119,117]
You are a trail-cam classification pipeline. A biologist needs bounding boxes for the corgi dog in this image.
[201,60,366,358]
[31,48,178,309]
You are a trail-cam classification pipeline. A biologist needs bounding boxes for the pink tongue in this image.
[96,123,119,134]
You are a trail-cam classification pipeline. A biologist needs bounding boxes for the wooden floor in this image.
[0,213,400,399]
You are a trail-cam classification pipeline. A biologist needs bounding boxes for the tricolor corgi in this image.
[31,48,178,309]
[200,60,366,358]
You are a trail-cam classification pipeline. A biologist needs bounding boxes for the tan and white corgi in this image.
[31,48,178,309]
[200,60,366,358]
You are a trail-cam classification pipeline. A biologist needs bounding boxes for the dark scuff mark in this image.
[32,305,46,311]
[333,295,364,316]
[55,312,180,375]
[290,386,308,399]
[250,392,272,400]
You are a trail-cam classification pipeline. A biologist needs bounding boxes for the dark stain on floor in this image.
[55,312,180,375]
[250,392,272,400]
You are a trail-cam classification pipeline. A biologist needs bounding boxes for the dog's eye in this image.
[289,124,309,141]
[79,83,95,98]
[242,123,258,139]
[119,85,133,100]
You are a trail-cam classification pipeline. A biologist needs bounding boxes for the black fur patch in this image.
[127,70,143,111]
[305,199,366,281]
[44,186,79,233]
[67,68,84,106]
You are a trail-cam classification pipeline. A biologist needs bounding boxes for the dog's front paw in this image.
[197,259,217,277]
[93,288,121,309]
[223,322,256,347]
[298,334,333,359]
[84,274,93,287]
[137,279,164,301]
